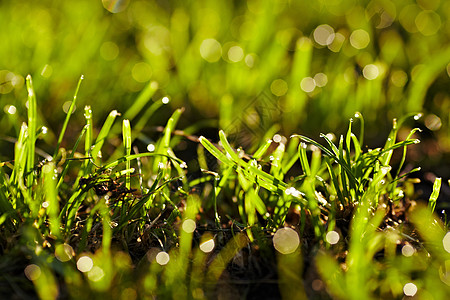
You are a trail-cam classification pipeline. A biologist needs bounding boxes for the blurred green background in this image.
[0,0,449,175]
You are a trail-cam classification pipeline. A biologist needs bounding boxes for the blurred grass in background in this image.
[0,0,449,165]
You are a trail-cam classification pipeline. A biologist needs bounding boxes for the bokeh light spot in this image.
[132,62,152,83]
[40,64,53,78]
[273,134,282,143]
[443,232,450,253]
[325,231,340,244]
[24,264,41,281]
[401,244,415,257]
[182,219,196,233]
[270,79,288,96]
[363,64,379,80]
[63,101,76,114]
[122,288,137,300]
[102,0,130,13]
[162,96,170,104]
[273,227,300,254]
[245,54,256,67]
[100,42,119,61]
[0,70,14,94]
[403,282,418,297]
[55,244,75,262]
[424,114,442,131]
[156,251,170,265]
[350,29,370,49]
[313,24,335,46]
[77,256,93,273]
[199,239,215,253]
[300,77,316,93]
[314,73,328,87]
[415,10,441,36]
[200,39,222,63]
[391,70,408,87]
[147,144,155,152]
[228,46,244,62]
[327,32,345,52]
[4,105,17,115]
[88,266,105,282]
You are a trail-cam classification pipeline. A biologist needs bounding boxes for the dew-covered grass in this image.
[1,0,450,299]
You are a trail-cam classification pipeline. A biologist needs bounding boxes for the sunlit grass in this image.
[0,0,449,299]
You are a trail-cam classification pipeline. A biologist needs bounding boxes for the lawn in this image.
[0,0,449,299]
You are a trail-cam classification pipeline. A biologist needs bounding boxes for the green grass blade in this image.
[218,130,240,163]
[84,105,93,160]
[292,135,336,160]
[90,110,120,162]
[25,75,37,191]
[298,142,311,176]
[320,133,339,157]
[252,139,272,159]
[353,112,364,147]
[428,177,441,213]
[122,119,132,189]
[199,136,234,167]
[53,75,84,159]
[123,81,158,121]
[42,162,61,239]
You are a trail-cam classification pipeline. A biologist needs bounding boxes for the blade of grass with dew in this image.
[270,140,285,180]
[199,136,234,167]
[252,138,272,159]
[25,75,37,193]
[62,111,121,230]
[122,119,132,189]
[90,110,120,164]
[84,105,93,165]
[153,108,184,174]
[53,75,83,159]
[11,123,29,207]
[298,142,311,176]
[120,119,132,222]
[42,162,61,239]
[428,177,441,213]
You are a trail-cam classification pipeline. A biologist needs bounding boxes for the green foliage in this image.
[0,0,449,299]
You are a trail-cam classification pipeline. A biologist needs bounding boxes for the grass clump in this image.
[1,76,449,299]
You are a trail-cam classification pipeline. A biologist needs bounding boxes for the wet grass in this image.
[0,1,449,299]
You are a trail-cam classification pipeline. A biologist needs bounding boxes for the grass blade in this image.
[53,75,84,159]
[428,177,441,213]
[25,75,37,191]
[90,110,120,162]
